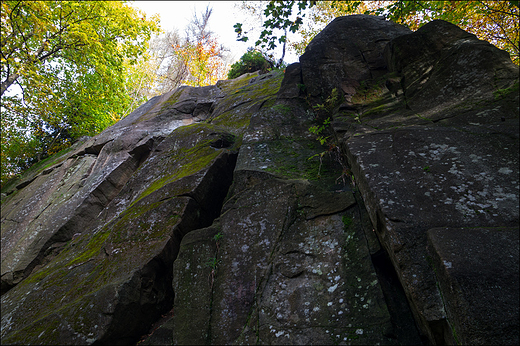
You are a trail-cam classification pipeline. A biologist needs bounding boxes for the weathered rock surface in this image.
[427,227,519,345]
[0,71,277,345]
[1,14,518,345]
[300,15,412,101]
[326,17,519,344]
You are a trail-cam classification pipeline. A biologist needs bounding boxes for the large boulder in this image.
[327,18,519,345]
[299,15,411,101]
[172,87,421,344]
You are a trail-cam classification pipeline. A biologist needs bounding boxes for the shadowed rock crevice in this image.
[133,151,239,346]
[371,249,425,345]
[1,146,239,345]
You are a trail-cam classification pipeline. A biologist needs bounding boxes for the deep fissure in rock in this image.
[343,145,425,344]
[131,150,238,345]
[371,249,425,345]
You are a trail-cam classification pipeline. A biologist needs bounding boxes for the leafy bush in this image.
[227,49,273,79]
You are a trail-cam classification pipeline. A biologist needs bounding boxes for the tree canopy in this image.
[173,6,228,87]
[235,1,519,65]
[1,1,160,186]
[120,5,230,101]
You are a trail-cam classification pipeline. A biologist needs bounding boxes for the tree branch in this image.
[1,73,20,97]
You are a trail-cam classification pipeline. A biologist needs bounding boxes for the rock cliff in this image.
[1,15,518,345]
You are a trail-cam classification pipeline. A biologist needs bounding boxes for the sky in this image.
[129,1,300,64]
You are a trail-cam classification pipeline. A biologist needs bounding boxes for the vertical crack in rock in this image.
[129,150,238,346]
[350,189,425,344]
[371,249,425,344]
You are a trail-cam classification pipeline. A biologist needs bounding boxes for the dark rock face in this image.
[300,15,411,101]
[330,17,519,345]
[427,227,519,345]
[1,15,518,345]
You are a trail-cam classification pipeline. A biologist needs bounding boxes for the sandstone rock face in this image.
[1,15,518,345]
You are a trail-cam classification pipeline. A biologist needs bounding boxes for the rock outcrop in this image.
[1,15,518,345]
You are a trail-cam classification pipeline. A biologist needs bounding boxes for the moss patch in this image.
[256,139,334,182]
[493,81,519,100]
[210,107,253,132]
[130,123,229,206]
[156,87,186,117]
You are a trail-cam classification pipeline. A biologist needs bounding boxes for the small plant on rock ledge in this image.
[304,88,352,184]
[206,231,223,288]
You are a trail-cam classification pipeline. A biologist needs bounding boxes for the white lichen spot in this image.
[339,298,344,303]
[356,329,364,335]
[312,268,323,275]
[328,283,338,293]
[327,302,333,306]
[498,167,513,174]
[443,260,453,268]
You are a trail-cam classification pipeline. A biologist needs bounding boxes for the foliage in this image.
[128,6,230,99]
[234,1,298,67]
[373,1,519,64]
[173,36,227,87]
[172,6,229,87]
[305,87,349,180]
[0,1,160,186]
[207,230,223,288]
[308,117,331,146]
[227,48,273,79]
[236,1,519,64]
[307,87,339,152]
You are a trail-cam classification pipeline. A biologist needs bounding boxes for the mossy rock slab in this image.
[1,195,196,345]
[1,123,238,345]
